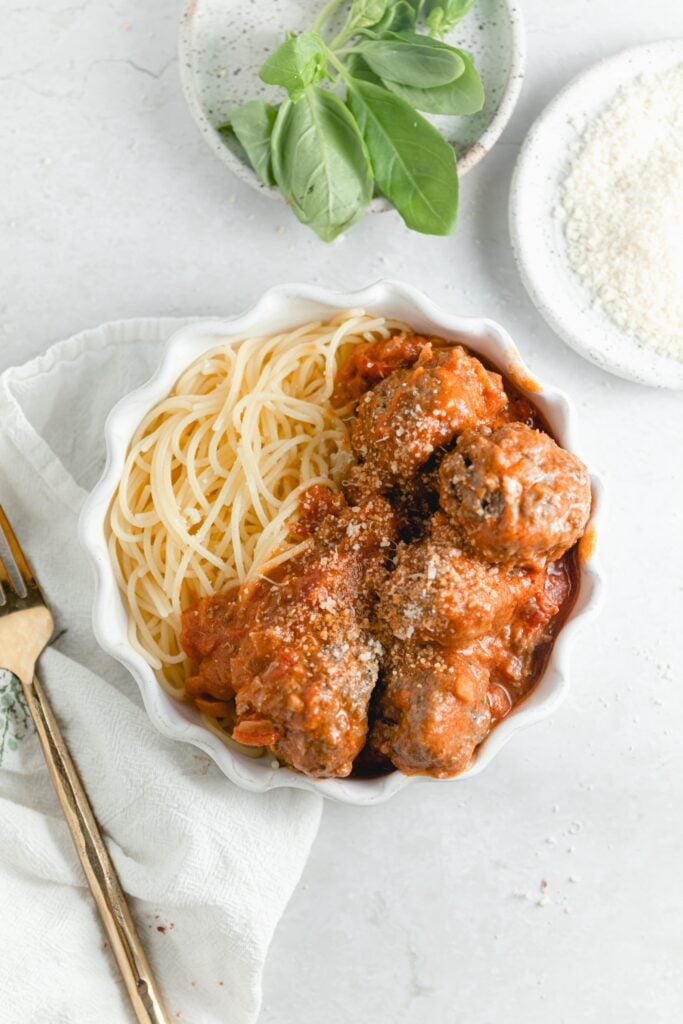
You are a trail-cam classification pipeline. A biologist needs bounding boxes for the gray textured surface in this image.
[2,2,683,1022]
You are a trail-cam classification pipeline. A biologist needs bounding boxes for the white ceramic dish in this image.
[79,281,604,805]
[178,0,525,206]
[510,40,683,389]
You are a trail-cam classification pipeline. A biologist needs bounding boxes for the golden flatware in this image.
[0,506,170,1024]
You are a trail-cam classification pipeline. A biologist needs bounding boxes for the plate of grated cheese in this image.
[510,40,683,389]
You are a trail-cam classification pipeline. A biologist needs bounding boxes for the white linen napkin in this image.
[0,319,323,1024]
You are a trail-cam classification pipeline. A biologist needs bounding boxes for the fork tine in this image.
[0,506,36,591]
[0,549,15,599]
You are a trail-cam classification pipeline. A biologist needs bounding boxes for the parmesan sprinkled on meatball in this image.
[377,516,540,647]
[351,343,508,487]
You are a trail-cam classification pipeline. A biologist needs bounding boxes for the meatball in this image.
[371,642,491,777]
[351,343,508,488]
[182,496,398,778]
[439,422,591,565]
[230,557,382,777]
[376,516,538,647]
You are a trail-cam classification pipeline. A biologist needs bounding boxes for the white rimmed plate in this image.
[79,280,605,805]
[510,40,683,389]
[179,0,525,206]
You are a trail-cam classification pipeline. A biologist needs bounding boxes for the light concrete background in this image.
[2,1,682,1021]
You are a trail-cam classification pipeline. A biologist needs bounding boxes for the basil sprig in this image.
[219,0,484,240]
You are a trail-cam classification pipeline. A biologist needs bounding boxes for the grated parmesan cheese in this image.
[560,64,683,361]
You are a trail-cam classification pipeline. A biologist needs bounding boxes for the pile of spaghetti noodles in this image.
[108,310,405,690]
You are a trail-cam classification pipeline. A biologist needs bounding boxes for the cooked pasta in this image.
[108,310,404,687]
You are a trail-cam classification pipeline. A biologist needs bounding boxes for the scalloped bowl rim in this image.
[79,281,605,805]
[177,0,527,206]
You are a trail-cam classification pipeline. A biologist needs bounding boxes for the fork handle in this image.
[20,673,170,1024]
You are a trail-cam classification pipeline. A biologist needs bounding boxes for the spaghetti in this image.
[108,310,404,687]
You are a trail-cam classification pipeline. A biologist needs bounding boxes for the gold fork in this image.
[0,506,169,1024]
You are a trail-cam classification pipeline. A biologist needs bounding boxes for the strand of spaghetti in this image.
[207,416,238,480]
[322,314,369,395]
[176,413,218,485]
[221,330,281,419]
[150,432,234,573]
[248,475,332,576]
[256,539,313,575]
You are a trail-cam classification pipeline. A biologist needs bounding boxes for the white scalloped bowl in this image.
[79,282,604,805]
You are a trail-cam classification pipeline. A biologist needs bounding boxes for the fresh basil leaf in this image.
[359,34,464,87]
[390,28,468,51]
[426,0,475,37]
[271,87,373,241]
[381,48,484,114]
[372,0,418,34]
[345,53,384,86]
[350,0,389,29]
[219,101,279,186]
[347,78,458,234]
[259,32,328,101]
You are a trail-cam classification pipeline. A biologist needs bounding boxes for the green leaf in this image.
[426,0,475,37]
[271,87,373,241]
[381,49,484,114]
[391,27,468,50]
[359,33,464,87]
[347,78,458,234]
[219,101,279,187]
[350,0,389,29]
[345,53,384,86]
[259,32,328,101]
[372,0,418,34]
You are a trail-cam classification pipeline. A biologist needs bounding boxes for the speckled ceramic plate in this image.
[179,0,525,207]
[510,40,683,389]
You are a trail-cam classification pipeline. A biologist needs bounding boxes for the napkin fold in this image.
[0,319,322,1024]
